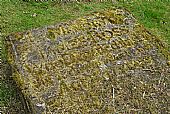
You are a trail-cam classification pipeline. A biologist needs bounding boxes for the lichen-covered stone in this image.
[6,8,170,113]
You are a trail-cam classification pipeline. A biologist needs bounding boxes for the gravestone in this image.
[6,8,170,113]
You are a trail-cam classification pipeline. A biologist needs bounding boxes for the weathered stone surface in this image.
[6,8,170,113]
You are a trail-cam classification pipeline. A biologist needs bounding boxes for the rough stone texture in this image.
[5,8,170,113]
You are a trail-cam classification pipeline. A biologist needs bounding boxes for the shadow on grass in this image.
[0,62,32,114]
[0,35,32,113]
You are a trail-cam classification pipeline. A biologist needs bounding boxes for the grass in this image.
[1,0,170,42]
[0,0,169,112]
[117,0,170,43]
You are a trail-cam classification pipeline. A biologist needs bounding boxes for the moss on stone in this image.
[5,8,170,113]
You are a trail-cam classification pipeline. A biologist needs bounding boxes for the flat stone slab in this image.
[6,8,170,113]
